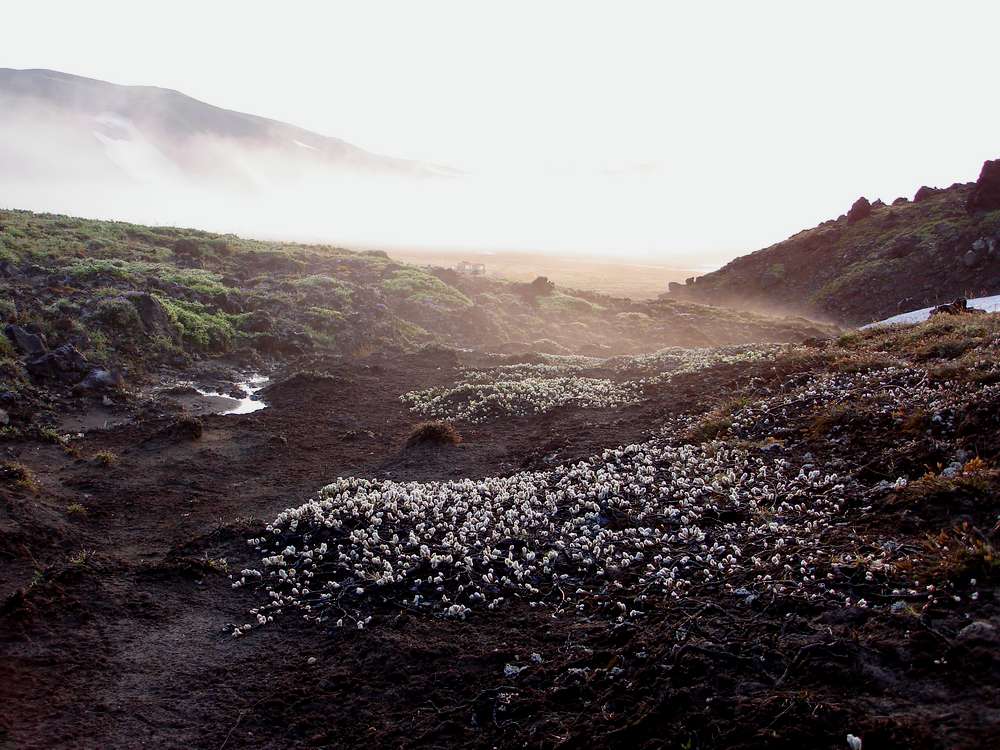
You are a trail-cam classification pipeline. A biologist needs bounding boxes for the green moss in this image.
[157,296,236,352]
[67,258,230,296]
[93,297,143,333]
[382,269,472,311]
[291,275,354,305]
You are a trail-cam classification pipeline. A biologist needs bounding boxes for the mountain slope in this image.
[667,160,1000,324]
[0,68,445,190]
[0,208,836,376]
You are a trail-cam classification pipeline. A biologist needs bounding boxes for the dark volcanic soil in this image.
[1,349,998,749]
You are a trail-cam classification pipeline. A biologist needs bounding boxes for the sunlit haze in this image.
[3,0,999,269]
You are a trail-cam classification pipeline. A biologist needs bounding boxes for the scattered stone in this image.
[966,158,1000,213]
[4,324,47,356]
[0,408,8,426]
[504,664,525,678]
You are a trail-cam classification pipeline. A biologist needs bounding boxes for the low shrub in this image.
[405,421,463,448]
[0,461,38,492]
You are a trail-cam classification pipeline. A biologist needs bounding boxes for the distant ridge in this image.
[0,67,453,189]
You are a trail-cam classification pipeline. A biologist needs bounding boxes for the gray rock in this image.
[25,344,89,382]
[941,462,963,478]
[957,621,997,643]
[963,250,979,268]
[972,238,988,252]
[4,324,47,355]
[0,407,8,426]
[73,368,124,395]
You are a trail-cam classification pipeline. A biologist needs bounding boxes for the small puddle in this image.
[193,374,270,415]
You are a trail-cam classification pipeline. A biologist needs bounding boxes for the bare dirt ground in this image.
[1,347,998,750]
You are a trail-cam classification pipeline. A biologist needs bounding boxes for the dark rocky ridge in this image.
[668,159,1000,324]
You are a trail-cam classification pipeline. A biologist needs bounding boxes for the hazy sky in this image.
[3,1,1000,266]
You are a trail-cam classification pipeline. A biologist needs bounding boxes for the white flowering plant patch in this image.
[400,376,643,423]
[400,345,783,424]
[232,437,905,636]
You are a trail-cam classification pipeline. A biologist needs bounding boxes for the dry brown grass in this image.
[0,461,39,493]
[404,421,463,448]
[92,450,118,466]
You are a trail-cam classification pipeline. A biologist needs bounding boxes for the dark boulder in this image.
[123,292,178,341]
[913,186,942,203]
[25,344,89,382]
[4,324,47,356]
[967,159,1000,213]
[891,196,909,206]
[73,368,124,395]
[846,197,872,224]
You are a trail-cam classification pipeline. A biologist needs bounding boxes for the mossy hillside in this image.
[673,183,1000,324]
[0,208,837,375]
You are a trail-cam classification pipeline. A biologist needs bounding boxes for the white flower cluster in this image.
[607,344,783,376]
[235,438,890,635]
[401,345,782,423]
[400,376,643,423]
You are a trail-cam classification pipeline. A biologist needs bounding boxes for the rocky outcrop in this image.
[662,159,1000,324]
[967,159,1000,213]
[4,324,47,355]
[913,186,942,203]
[846,197,872,224]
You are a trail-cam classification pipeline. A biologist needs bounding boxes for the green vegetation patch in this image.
[382,269,472,311]
[156,296,236,352]
[67,258,231,296]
